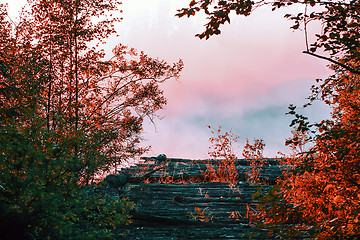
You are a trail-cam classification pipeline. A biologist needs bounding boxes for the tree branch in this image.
[303,51,360,75]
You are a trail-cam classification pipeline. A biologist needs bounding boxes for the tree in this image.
[0,0,183,239]
[273,63,360,238]
[242,138,267,184]
[178,0,360,238]
[204,125,239,183]
[27,0,183,183]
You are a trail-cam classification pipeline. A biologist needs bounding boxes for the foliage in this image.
[177,0,360,74]
[203,126,239,183]
[0,122,134,239]
[178,0,360,238]
[250,184,311,239]
[242,138,267,184]
[271,67,360,239]
[255,22,360,239]
[187,207,213,222]
[203,126,267,184]
[0,0,182,239]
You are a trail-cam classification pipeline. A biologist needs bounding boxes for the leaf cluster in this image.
[204,126,239,183]
[178,0,360,74]
[258,54,360,240]
[242,138,267,184]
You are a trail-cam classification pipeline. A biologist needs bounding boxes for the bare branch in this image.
[303,51,360,75]
[304,3,309,52]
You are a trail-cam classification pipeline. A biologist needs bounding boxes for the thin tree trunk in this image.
[47,71,52,131]
[74,5,79,132]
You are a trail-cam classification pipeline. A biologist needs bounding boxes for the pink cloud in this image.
[115,1,332,159]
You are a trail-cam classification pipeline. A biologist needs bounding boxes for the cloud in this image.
[118,0,333,159]
[143,76,331,158]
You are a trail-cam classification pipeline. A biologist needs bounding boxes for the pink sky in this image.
[6,0,332,159]
[114,0,331,159]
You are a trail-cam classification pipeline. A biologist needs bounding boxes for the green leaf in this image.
[324,44,331,50]
[291,24,299,30]
[188,9,195,17]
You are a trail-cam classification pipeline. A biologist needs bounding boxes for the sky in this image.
[6,0,332,160]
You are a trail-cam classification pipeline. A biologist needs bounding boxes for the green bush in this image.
[0,121,134,239]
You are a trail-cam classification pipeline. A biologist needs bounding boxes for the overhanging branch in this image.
[303,51,360,75]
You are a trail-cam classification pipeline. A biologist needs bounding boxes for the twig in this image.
[304,3,309,52]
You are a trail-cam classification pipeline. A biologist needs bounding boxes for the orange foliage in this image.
[257,69,360,239]
[242,138,267,184]
[203,126,238,183]
[0,0,183,184]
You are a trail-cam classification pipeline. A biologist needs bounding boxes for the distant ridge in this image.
[140,156,282,166]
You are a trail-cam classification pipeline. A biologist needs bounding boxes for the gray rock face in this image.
[103,173,129,189]
[116,158,285,239]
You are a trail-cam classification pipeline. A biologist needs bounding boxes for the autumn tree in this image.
[272,63,360,239]
[204,125,239,183]
[178,0,360,238]
[0,0,182,239]
[242,138,267,184]
[27,0,183,182]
